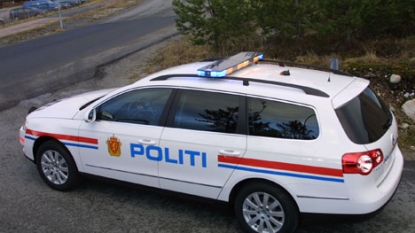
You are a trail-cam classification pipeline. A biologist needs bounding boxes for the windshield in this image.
[335,87,392,144]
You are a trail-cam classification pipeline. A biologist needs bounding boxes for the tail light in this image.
[342,149,384,175]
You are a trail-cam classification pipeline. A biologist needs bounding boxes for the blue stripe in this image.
[24,135,98,150]
[25,135,37,141]
[218,164,344,183]
[63,142,98,150]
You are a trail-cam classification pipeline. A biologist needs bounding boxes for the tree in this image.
[251,0,311,44]
[172,0,256,52]
[306,0,370,44]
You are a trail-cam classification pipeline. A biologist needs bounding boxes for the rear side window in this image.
[335,87,392,144]
[172,90,240,133]
[248,97,319,140]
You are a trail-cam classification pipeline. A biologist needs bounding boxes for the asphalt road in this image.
[0,0,177,110]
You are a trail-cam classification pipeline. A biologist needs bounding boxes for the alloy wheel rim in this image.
[41,150,69,185]
[242,192,285,233]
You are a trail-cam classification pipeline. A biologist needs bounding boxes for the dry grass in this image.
[344,51,381,64]
[72,0,144,21]
[144,38,215,73]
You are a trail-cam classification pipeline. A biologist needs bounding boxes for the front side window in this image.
[248,97,319,140]
[97,88,172,126]
[335,87,392,144]
[172,90,240,133]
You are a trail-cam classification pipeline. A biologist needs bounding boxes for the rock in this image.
[409,125,415,132]
[400,123,409,129]
[390,74,401,84]
[404,92,415,98]
[410,146,415,151]
[402,99,415,121]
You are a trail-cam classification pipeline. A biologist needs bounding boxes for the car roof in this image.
[23,2,39,5]
[12,6,37,10]
[131,53,369,106]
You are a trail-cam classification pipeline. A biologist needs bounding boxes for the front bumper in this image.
[19,125,34,162]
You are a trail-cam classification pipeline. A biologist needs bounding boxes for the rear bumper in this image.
[297,146,404,215]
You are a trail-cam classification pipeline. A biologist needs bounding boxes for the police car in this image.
[19,52,403,233]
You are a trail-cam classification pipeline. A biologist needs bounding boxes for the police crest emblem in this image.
[106,135,122,157]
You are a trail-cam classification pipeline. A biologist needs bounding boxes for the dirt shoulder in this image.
[0,0,121,40]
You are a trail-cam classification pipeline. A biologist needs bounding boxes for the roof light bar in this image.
[197,52,264,78]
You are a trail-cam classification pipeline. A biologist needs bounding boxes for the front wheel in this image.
[234,182,299,233]
[36,141,80,191]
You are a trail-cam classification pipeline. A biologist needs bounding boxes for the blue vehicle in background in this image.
[23,0,59,13]
[9,7,40,20]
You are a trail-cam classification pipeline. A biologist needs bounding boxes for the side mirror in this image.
[84,108,96,123]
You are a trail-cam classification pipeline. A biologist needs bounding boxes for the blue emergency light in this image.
[197,52,264,78]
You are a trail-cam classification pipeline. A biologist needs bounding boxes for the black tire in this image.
[234,182,299,233]
[36,140,80,191]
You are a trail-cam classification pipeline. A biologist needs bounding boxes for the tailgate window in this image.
[335,87,392,144]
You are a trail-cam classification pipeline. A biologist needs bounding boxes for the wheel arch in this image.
[33,136,70,164]
[228,178,300,212]
[33,136,82,191]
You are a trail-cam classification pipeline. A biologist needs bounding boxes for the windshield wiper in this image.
[79,96,103,111]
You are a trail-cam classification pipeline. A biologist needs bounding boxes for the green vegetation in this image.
[173,0,415,53]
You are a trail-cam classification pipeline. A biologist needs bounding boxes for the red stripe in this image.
[26,129,98,144]
[218,155,343,177]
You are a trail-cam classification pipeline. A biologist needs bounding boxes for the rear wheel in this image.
[234,182,299,233]
[36,141,80,191]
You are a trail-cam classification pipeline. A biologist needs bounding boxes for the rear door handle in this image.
[137,139,156,145]
[219,149,241,157]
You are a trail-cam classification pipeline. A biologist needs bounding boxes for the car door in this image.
[158,89,246,199]
[78,87,174,188]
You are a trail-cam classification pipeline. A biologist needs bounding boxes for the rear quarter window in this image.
[248,97,319,140]
[335,87,392,144]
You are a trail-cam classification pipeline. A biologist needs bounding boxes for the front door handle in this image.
[138,139,156,145]
[219,149,241,157]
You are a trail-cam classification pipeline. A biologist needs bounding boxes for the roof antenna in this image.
[328,58,339,82]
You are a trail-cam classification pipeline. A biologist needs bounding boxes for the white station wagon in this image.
[19,52,403,233]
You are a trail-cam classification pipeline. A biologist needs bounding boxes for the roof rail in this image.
[261,60,353,77]
[150,74,329,98]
